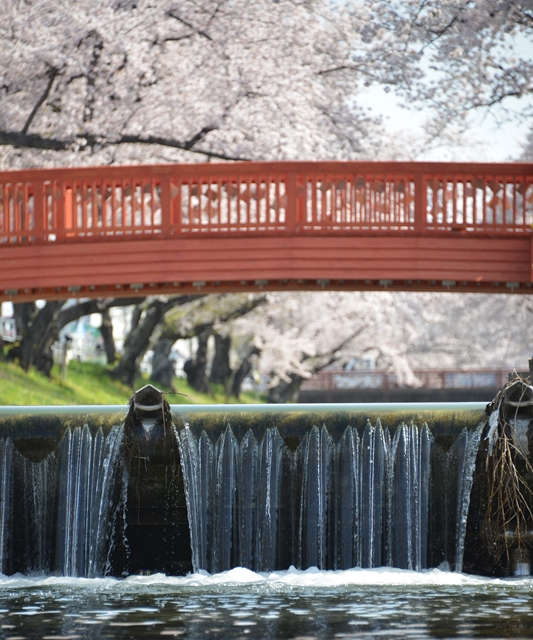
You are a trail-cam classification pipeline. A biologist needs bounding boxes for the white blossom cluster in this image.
[0,0,383,168]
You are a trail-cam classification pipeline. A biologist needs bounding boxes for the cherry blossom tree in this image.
[154,293,266,392]
[231,291,532,401]
[7,297,143,375]
[2,0,532,167]
[0,0,384,169]
[361,0,533,150]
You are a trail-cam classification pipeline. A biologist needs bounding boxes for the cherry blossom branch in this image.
[21,67,59,135]
[0,130,250,161]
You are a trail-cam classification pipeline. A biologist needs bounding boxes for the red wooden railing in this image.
[301,368,511,391]
[1,161,532,244]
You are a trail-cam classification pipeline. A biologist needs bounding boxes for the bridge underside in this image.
[1,233,531,302]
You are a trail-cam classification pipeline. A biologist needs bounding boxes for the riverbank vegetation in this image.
[1,292,530,405]
[0,359,261,406]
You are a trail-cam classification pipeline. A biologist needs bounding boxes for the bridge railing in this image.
[1,162,532,243]
[301,368,511,391]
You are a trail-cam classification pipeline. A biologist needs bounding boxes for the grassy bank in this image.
[0,359,262,406]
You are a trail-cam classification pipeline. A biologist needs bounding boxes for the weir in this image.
[1,398,512,578]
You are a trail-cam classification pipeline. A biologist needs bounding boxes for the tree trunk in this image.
[6,302,35,363]
[99,309,116,364]
[113,301,167,386]
[151,338,176,390]
[229,346,259,399]
[267,374,304,404]
[13,302,35,338]
[183,328,211,393]
[15,301,62,372]
[209,334,232,385]
[112,295,197,386]
[31,296,142,375]
[130,305,142,333]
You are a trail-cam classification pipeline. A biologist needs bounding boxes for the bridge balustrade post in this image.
[414,172,426,233]
[530,235,533,284]
[33,180,44,243]
[286,172,299,233]
[160,177,172,237]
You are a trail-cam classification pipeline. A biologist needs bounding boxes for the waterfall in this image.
[0,414,484,577]
[360,420,388,568]
[17,450,58,574]
[238,429,257,570]
[179,420,481,573]
[0,438,13,574]
[178,425,287,574]
[299,425,332,569]
[177,427,214,573]
[335,426,359,569]
[453,424,483,572]
[388,423,432,570]
[58,425,125,577]
[213,425,238,573]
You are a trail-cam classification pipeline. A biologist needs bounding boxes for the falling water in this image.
[360,420,388,568]
[0,411,484,578]
[179,420,481,574]
[453,424,483,573]
[16,451,58,574]
[239,429,257,570]
[388,423,432,570]
[58,425,125,577]
[335,426,359,569]
[0,438,13,574]
[177,427,213,573]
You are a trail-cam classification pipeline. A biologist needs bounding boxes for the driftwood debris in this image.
[483,372,533,563]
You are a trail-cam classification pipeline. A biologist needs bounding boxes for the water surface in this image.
[1,567,532,639]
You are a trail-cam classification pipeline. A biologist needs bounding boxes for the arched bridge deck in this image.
[1,161,532,302]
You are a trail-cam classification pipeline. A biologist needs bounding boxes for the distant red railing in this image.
[0,161,532,244]
[301,368,511,391]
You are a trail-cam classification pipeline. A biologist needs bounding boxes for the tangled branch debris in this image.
[483,376,533,563]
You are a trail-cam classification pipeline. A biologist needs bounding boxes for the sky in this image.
[364,85,530,162]
[363,29,533,163]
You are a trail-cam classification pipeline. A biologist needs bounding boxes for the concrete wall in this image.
[298,387,499,404]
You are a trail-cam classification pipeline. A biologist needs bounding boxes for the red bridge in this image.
[1,161,532,302]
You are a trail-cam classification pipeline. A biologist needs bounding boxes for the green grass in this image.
[0,359,264,406]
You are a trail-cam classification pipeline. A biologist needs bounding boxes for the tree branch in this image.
[166,10,213,41]
[0,130,251,161]
[161,295,266,341]
[318,64,363,76]
[55,296,145,333]
[0,130,68,150]
[116,133,250,160]
[21,67,59,135]
[304,326,366,372]
[182,125,217,150]
[159,34,193,44]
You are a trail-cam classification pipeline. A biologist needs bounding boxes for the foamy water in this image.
[0,565,528,590]
[0,567,532,639]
